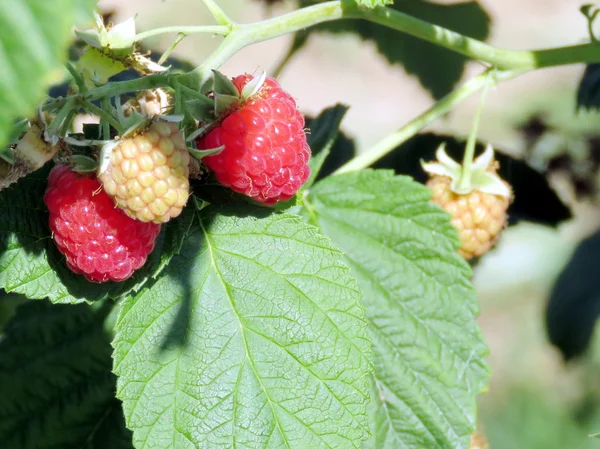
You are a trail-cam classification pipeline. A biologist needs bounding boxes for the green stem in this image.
[201,0,233,26]
[176,82,215,105]
[345,4,532,70]
[59,109,77,137]
[46,98,77,137]
[181,34,245,90]
[181,0,600,90]
[334,69,523,175]
[82,100,123,136]
[174,82,183,116]
[41,97,67,113]
[345,3,600,69]
[65,62,87,93]
[271,41,300,78]
[589,15,598,43]
[582,7,599,43]
[158,33,187,66]
[457,70,493,190]
[134,25,230,41]
[85,75,171,102]
[180,2,344,88]
[100,98,111,140]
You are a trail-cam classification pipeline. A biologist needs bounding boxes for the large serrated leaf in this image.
[0,0,97,148]
[303,170,489,449]
[0,168,192,304]
[0,299,133,449]
[113,206,372,449]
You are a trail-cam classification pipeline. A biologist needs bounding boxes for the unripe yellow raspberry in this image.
[422,143,512,260]
[99,121,190,223]
[427,175,509,260]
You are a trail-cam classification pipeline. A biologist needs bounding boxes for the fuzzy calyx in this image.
[212,70,267,117]
[421,143,511,198]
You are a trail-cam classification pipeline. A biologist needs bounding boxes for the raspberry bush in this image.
[1,1,599,448]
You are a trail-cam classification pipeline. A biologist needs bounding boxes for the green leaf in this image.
[185,98,215,122]
[113,206,373,449]
[0,0,97,148]
[0,289,26,331]
[305,104,349,188]
[0,299,133,449]
[303,170,489,449]
[0,167,192,304]
[305,113,356,183]
[576,63,600,110]
[296,0,490,99]
[212,69,240,96]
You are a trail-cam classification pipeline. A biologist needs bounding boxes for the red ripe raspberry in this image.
[44,165,161,283]
[196,74,310,205]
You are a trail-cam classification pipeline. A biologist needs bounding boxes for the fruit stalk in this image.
[335,69,509,175]
[82,99,124,135]
[45,98,77,138]
[201,0,234,26]
[457,70,493,191]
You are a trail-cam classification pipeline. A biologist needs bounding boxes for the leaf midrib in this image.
[200,217,293,449]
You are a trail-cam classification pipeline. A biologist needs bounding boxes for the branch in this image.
[134,25,230,41]
[334,69,524,174]
[179,2,344,88]
[202,0,233,26]
[84,75,171,102]
[180,0,600,89]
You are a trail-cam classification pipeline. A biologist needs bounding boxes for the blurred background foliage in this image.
[5,0,600,447]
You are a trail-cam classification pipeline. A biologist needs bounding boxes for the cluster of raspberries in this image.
[44,75,310,282]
